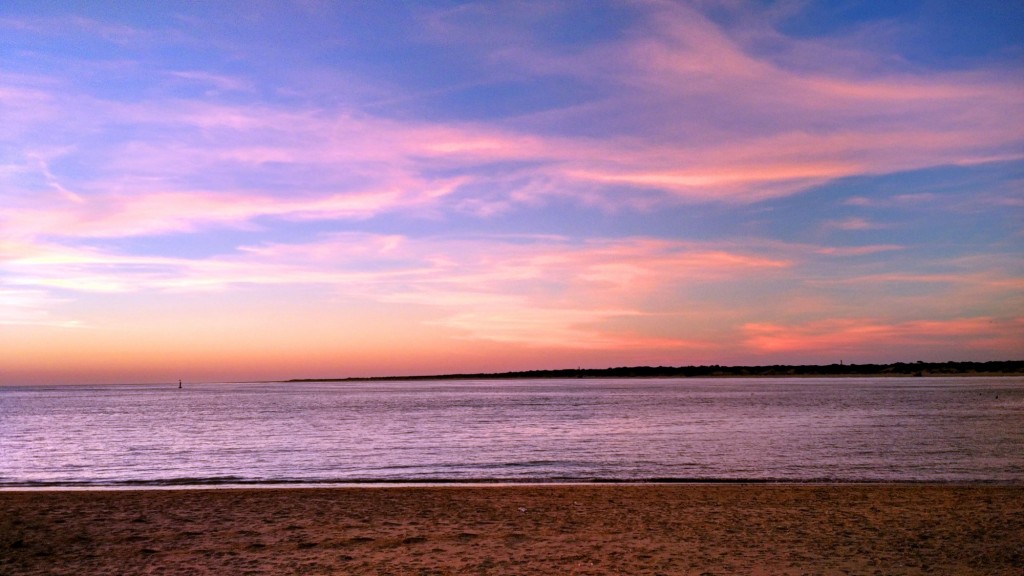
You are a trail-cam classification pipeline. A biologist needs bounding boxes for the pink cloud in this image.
[0,288,78,327]
[165,70,254,93]
[823,217,883,231]
[3,233,789,349]
[231,235,789,349]
[1,175,467,240]
[814,245,904,256]
[845,193,941,208]
[429,304,707,350]
[743,317,1024,358]
[471,2,1024,200]
[6,226,1020,367]
[5,8,1021,235]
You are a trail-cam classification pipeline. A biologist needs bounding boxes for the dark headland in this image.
[288,360,1024,382]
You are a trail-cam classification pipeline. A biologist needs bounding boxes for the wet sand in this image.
[1,484,1021,575]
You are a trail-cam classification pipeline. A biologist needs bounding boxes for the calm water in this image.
[1,377,1022,486]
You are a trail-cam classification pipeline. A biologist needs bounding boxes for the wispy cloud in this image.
[823,217,884,231]
[813,245,904,256]
[0,288,78,327]
[743,317,1024,359]
[844,194,940,208]
[3,233,790,347]
[3,1,1021,245]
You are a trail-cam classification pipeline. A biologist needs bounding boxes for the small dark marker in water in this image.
[178,379,182,389]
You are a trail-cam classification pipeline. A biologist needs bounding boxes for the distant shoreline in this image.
[287,360,1024,383]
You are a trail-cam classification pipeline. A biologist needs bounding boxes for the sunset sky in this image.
[2,1,1022,384]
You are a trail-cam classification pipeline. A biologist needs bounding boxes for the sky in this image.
[1,1,1022,384]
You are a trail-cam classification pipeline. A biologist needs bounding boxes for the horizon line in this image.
[285,360,1024,383]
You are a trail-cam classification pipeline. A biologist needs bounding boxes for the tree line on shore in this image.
[289,360,1024,382]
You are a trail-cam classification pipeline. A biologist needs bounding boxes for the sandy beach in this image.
[1,484,1021,575]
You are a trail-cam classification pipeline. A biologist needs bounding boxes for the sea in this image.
[1,377,1021,487]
